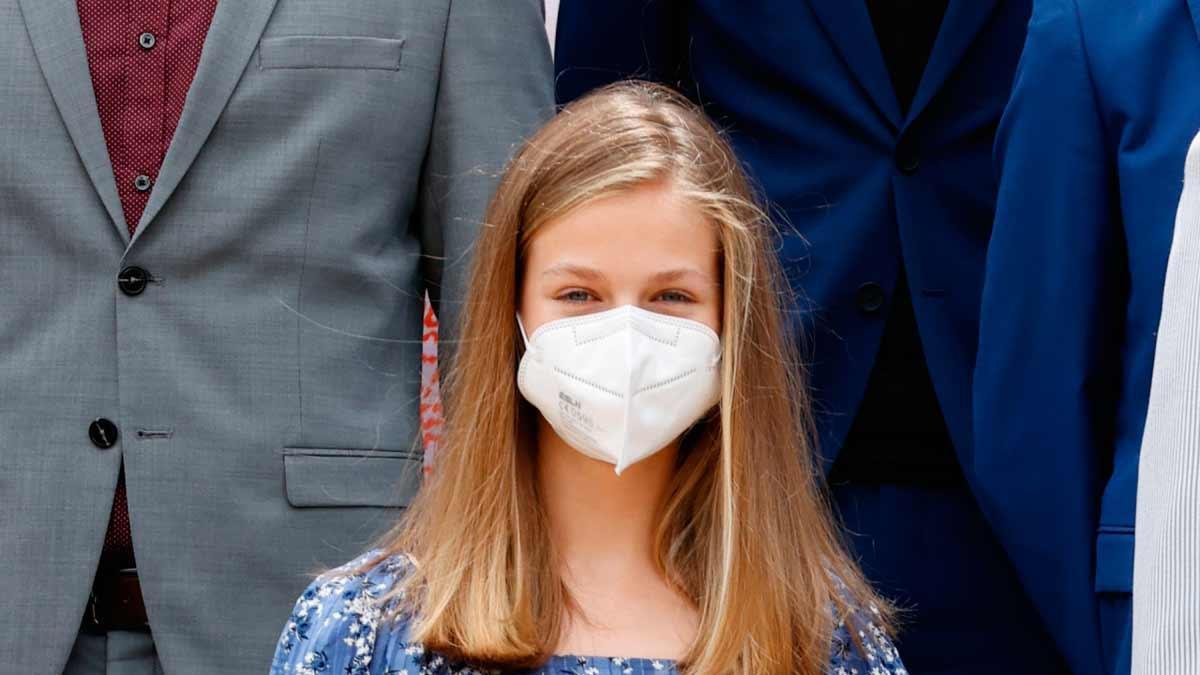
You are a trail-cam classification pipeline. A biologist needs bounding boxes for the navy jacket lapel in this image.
[1189,0,1200,45]
[806,0,903,128]
[906,0,1001,125]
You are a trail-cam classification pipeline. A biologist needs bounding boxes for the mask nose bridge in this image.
[629,308,681,345]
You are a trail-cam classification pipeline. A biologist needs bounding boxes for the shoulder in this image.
[269,550,414,675]
[828,609,907,675]
[826,588,907,675]
[1027,0,1142,53]
[1022,0,1087,59]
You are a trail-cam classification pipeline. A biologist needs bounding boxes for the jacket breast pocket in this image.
[259,36,404,71]
[282,447,422,507]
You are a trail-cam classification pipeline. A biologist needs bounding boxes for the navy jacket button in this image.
[857,282,886,315]
[895,136,920,175]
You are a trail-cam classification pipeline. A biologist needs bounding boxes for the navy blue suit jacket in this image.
[976,1,1200,672]
[557,1,1027,465]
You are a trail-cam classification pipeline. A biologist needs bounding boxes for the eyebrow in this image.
[541,263,714,285]
[649,268,715,285]
[541,263,607,282]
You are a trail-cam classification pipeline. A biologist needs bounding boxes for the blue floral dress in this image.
[269,551,908,675]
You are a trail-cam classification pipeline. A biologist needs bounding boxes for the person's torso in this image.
[271,551,907,675]
[677,0,1033,459]
[0,0,464,670]
[833,0,959,484]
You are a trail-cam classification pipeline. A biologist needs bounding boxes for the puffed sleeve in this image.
[268,550,405,675]
[827,606,908,675]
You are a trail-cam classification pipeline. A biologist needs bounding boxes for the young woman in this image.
[269,82,906,675]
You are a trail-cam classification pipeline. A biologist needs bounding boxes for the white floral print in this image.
[269,550,907,675]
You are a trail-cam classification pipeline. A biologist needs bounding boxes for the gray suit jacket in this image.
[1133,131,1200,674]
[0,1,553,672]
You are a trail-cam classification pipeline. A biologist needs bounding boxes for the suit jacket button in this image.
[857,282,886,315]
[89,419,120,449]
[895,136,920,175]
[118,266,150,296]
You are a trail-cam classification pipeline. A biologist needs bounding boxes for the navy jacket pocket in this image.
[1095,527,1134,593]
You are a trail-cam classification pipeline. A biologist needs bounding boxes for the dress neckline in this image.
[544,654,677,673]
[555,653,676,664]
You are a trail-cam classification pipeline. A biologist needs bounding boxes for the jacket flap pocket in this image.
[1095,529,1134,593]
[283,447,422,507]
[259,36,404,71]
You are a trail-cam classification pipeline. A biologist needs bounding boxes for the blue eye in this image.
[656,290,694,303]
[558,289,595,303]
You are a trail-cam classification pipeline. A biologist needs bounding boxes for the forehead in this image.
[524,182,719,276]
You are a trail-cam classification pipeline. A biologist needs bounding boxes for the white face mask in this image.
[517,305,722,474]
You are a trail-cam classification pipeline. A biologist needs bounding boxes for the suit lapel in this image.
[130,0,281,245]
[18,0,129,244]
[1188,0,1200,46]
[905,0,1001,125]
[806,0,902,128]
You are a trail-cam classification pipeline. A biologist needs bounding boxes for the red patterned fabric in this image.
[77,0,218,235]
[420,294,443,472]
[76,0,218,561]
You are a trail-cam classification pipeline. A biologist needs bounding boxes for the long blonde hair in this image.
[363,81,890,675]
